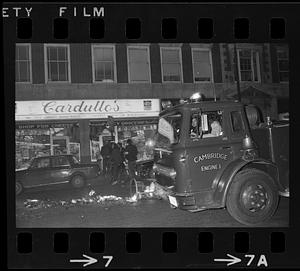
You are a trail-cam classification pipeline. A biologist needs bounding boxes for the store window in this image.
[117,120,158,161]
[192,49,213,82]
[161,47,182,82]
[277,49,289,82]
[15,123,80,170]
[237,49,261,82]
[128,46,151,83]
[45,44,70,82]
[92,45,115,82]
[16,44,31,83]
[89,120,157,163]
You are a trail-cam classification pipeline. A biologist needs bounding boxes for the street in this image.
[16,177,289,228]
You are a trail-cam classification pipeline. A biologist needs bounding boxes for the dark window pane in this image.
[49,62,58,81]
[58,47,67,61]
[19,62,29,81]
[17,45,29,60]
[48,47,58,61]
[58,62,68,81]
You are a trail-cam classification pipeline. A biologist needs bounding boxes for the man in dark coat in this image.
[124,139,138,179]
[111,142,122,185]
[100,141,112,174]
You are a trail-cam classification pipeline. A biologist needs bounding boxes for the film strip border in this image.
[4,2,299,269]
[14,17,286,40]
[11,229,287,268]
[3,3,295,42]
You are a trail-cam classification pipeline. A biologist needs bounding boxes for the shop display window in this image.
[117,121,157,161]
[89,120,158,163]
[15,123,80,170]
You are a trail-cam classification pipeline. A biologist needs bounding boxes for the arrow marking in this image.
[214,254,241,266]
[70,254,98,267]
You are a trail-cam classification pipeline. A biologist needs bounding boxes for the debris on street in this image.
[23,182,172,210]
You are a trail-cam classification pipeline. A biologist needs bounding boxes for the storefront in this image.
[15,99,160,169]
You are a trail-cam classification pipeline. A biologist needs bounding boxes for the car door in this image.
[186,109,235,192]
[49,156,72,184]
[22,157,52,188]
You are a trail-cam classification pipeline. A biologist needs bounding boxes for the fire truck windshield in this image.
[156,113,182,148]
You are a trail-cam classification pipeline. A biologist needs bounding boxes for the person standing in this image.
[100,141,112,175]
[124,139,138,179]
[111,143,122,185]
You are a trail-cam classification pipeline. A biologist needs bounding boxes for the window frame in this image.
[276,48,289,83]
[160,47,183,83]
[237,49,261,83]
[44,44,71,83]
[191,47,214,83]
[127,45,151,83]
[91,44,117,83]
[230,110,246,137]
[16,43,32,84]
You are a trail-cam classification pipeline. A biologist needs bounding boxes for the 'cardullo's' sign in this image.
[43,100,120,114]
[16,99,160,121]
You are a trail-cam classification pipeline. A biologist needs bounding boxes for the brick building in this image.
[15,43,289,168]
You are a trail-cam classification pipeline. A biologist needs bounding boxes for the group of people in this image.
[100,139,138,185]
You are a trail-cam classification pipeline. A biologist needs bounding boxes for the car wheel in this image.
[226,169,279,226]
[16,181,23,196]
[71,175,85,188]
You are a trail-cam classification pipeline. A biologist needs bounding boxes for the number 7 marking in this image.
[245,254,255,266]
[103,256,113,267]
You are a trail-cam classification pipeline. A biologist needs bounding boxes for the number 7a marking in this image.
[103,256,113,267]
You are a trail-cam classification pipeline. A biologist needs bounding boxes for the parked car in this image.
[16,155,101,195]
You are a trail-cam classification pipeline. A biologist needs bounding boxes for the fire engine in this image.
[152,93,289,225]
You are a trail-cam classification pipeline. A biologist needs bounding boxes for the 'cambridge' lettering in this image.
[194,153,228,163]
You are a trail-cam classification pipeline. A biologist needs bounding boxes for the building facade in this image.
[15,43,289,169]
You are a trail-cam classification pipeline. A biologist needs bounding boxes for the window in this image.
[128,47,151,82]
[32,158,51,169]
[92,45,115,82]
[16,44,31,82]
[15,123,80,170]
[231,111,245,134]
[161,48,182,82]
[190,110,224,139]
[157,113,182,148]
[237,49,261,82]
[52,156,70,167]
[192,49,213,82]
[45,44,70,82]
[277,49,289,82]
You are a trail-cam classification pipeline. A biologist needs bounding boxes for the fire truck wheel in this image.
[16,181,23,196]
[71,175,85,188]
[226,169,279,226]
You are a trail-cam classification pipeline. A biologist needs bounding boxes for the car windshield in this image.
[156,112,182,149]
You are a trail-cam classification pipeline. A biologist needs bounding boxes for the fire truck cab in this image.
[153,94,289,225]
